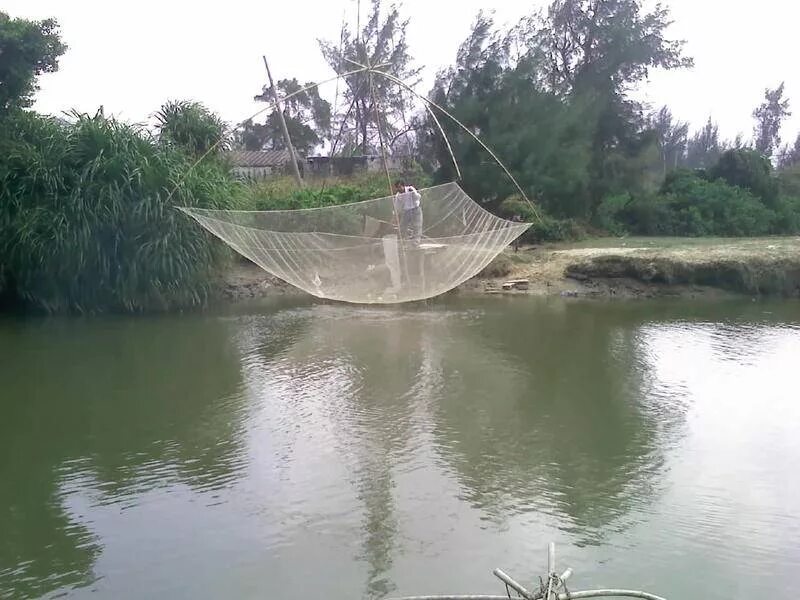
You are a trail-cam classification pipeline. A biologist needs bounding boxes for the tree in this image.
[0,12,67,114]
[248,77,332,155]
[753,82,790,159]
[650,106,688,174]
[427,13,594,216]
[236,119,270,152]
[524,0,693,211]
[154,100,229,156]
[708,148,778,207]
[421,1,693,217]
[529,0,693,97]
[686,117,722,169]
[777,132,800,170]
[318,0,421,155]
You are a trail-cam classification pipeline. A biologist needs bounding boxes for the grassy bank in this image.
[2,110,798,313]
[221,236,800,301]
[0,112,426,314]
[472,236,800,298]
[563,237,800,296]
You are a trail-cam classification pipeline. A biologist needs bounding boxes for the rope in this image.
[367,55,408,278]
[389,27,413,156]
[314,16,353,203]
[340,57,541,223]
[369,70,394,196]
[331,14,346,144]
[375,69,541,223]
[164,66,370,207]
[167,53,543,227]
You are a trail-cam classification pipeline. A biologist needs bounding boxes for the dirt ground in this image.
[222,236,800,302]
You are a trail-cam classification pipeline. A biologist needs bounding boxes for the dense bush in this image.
[595,194,632,236]
[773,195,800,233]
[248,171,432,211]
[708,149,778,207]
[526,215,586,242]
[659,171,776,235]
[0,110,244,312]
[499,196,585,242]
[777,165,800,198]
[599,169,800,237]
[240,172,436,237]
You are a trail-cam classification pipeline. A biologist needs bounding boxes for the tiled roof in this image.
[226,150,293,167]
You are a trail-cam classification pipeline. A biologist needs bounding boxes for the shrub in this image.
[773,196,800,234]
[0,110,244,312]
[708,149,779,207]
[659,171,775,236]
[599,171,778,237]
[526,215,585,242]
[595,194,633,235]
[498,195,539,222]
[248,171,432,211]
[777,165,800,198]
[499,195,584,242]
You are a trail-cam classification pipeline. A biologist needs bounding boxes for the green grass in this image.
[560,235,800,250]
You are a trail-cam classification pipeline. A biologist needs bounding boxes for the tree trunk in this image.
[360,99,369,155]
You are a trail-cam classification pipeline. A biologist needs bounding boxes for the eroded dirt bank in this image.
[221,237,800,302]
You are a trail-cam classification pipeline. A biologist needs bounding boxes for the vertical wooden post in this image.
[263,56,304,188]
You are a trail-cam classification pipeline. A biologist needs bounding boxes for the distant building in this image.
[306,155,413,178]
[226,150,299,180]
[226,150,416,180]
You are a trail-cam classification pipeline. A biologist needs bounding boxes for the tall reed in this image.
[0,110,244,312]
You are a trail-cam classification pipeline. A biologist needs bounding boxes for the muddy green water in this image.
[1,297,799,599]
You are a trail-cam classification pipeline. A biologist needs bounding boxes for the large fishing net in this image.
[180,182,530,304]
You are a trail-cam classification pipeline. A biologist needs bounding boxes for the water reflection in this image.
[229,302,680,594]
[0,317,247,598]
[232,309,446,598]
[1,298,798,600]
[419,302,682,543]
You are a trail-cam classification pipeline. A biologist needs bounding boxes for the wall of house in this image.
[233,166,276,181]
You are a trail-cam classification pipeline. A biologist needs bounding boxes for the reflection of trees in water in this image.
[248,307,445,599]
[0,464,99,600]
[246,301,686,589]
[0,316,246,598]
[339,313,445,599]
[428,300,686,544]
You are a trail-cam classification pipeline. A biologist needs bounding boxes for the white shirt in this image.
[396,186,421,211]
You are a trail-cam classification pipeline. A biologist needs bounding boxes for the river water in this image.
[1,297,799,599]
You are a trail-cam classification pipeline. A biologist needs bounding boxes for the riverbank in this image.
[222,236,800,302]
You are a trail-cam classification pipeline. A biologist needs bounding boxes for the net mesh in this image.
[180,182,530,304]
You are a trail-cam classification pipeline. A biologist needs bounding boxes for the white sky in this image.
[6,0,800,144]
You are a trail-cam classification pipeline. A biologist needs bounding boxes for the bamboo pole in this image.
[340,57,541,223]
[262,56,304,188]
[493,568,535,599]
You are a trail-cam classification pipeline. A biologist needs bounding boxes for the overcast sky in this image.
[7,0,800,144]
